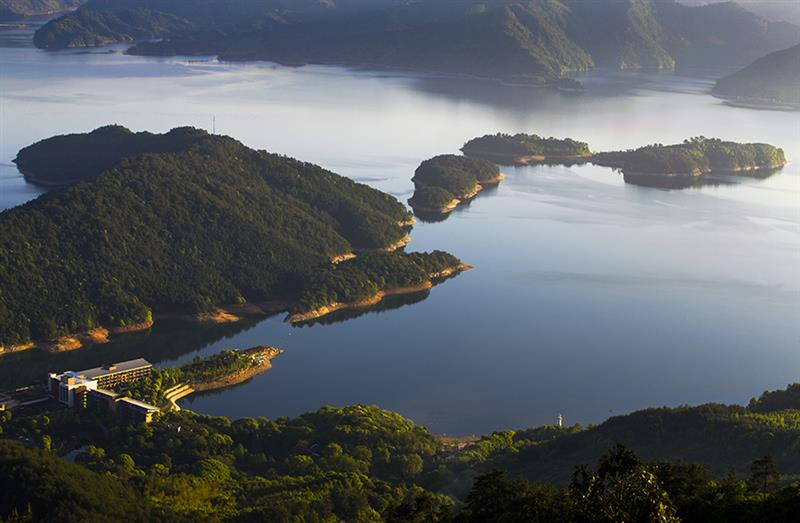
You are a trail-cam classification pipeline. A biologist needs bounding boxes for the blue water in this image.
[0,31,798,434]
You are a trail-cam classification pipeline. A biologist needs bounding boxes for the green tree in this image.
[749,456,780,494]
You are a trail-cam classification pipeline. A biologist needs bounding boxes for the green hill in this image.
[33,0,800,82]
[1,384,799,521]
[713,44,800,108]
[0,126,468,348]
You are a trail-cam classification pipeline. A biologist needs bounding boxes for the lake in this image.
[1,27,798,435]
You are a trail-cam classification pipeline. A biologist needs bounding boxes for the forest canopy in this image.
[1,382,799,521]
[462,133,591,163]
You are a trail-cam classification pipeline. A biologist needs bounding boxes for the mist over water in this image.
[1,39,798,434]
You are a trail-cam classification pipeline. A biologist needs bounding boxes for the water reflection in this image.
[410,183,501,223]
[623,168,783,190]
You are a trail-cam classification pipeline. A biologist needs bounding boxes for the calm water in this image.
[1,30,798,434]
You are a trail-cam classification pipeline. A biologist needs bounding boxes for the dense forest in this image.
[593,137,787,176]
[0,0,80,19]
[462,132,591,164]
[32,0,800,82]
[0,127,467,348]
[713,44,800,107]
[0,382,798,521]
[409,155,500,213]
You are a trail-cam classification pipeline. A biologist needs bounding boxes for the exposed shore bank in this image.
[285,263,472,323]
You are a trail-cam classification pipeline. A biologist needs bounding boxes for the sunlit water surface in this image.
[1,30,798,434]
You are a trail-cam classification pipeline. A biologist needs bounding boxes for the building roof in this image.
[76,358,152,379]
[118,397,160,412]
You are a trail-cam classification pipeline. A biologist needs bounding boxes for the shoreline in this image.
[611,160,788,178]
[190,346,283,392]
[711,94,800,112]
[285,263,472,324]
[409,198,461,215]
[462,148,592,166]
[1,254,467,352]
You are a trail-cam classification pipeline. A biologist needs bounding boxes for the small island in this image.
[592,137,787,179]
[460,132,787,187]
[461,133,591,165]
[409,155,503,214]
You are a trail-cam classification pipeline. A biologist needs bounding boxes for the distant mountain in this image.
[679,0,800,27]
[0,0,81,19]
[0,126,467,348]
[33,0,800,82]
[712,44,800,107]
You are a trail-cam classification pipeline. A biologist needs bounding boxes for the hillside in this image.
[0,383,798,520]
[32,0,800,82]
[0,0,80,19]
[712,44,800,108]
[0,126,469,348]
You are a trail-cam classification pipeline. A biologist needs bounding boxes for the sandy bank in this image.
[331,252,357,264]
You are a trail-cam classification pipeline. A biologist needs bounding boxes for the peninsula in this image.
[287,251,471,323]
[0,127,467,352]
[409,155,502,215]
[123,346,284,410]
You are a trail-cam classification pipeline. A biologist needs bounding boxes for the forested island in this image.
[592,137,787,177]
[713,44,800,109]
[461,133,591,165]
[1,382,799,521]
[461,133,786,186]
[408,155,502,215]
[32,0,800,84]
[0,126,467,352]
